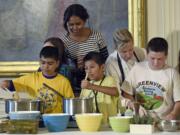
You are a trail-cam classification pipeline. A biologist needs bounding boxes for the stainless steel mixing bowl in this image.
[63,97,93,115]
[5,98,44,114]
[157,120,180,132]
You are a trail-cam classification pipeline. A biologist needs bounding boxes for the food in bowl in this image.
[0,119,8,133]
[9,111,40,120]
[109,116,132,132]
[7,120,39,134]
[42,113,70,132]
[75,113,103,132]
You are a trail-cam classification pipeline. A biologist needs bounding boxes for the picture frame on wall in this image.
[0,0,144,77]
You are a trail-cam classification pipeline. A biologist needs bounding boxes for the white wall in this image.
[147,0,180,67]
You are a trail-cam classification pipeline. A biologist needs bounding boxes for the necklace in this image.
[92,75,106,113]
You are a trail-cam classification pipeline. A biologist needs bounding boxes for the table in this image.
[1,127,179,135]
[38,127,180,135]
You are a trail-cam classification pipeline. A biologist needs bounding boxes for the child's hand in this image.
[81,80,91,89]
[0,80,9,90]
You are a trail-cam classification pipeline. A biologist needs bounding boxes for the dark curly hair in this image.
[63,4,89,31]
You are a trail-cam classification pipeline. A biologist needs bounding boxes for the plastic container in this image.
[7,120,39,134]
[0,119,8,133]
[130,124,154,134]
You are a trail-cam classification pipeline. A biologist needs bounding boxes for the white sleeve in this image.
[173,70,180,101]
[134,47,147,61]
[105,57,122,94]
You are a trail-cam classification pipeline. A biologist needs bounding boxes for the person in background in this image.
[121,37,180,120]
[80,51,119,124]
[61,4,109,94]
[105,29,146,113]
[105,28,146,90]
[0,46,74,113]
[43,37,77,95]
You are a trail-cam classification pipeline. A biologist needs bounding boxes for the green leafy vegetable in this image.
[131,114,154,125]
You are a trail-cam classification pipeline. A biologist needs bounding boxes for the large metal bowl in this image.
[5,99,44,114]
[157,120,180,132]
[63,97,93,115]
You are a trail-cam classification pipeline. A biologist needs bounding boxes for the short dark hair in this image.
[83,51,105,65]
[63,4,89,31]
[40,46,59,61]
[44,37,66,63]
[146,37,168,56]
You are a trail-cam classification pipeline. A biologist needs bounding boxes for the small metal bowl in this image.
[157,120,180,132]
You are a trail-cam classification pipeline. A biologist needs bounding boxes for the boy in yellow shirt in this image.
[0,46,74,113]
[80,51,119,124]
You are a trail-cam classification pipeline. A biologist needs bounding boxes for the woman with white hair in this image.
[105,28,146,91]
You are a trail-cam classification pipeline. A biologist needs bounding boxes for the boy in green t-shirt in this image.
[80,51,119,124]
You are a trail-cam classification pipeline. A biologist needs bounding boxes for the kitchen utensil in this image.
[12,92,20,100]
[43,83,63,98]
[1,88,19,101]
[63,97,93,115]
[133,102,140,116]
[85,72,88,80]
[5,98,44,114]
[3,88,13,95]
[157,120,180,132]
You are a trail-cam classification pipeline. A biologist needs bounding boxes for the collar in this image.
[42,72,57,79]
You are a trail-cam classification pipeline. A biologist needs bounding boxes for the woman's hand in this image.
[164,101,180,120]
[165,113,176,120]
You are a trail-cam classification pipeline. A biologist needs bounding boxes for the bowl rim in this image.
[109,116,133,119]
[63,97,93,100]
[9,111,40,114]
[42,113,70,116]
[160,119,180,123]
[75,113,103,117]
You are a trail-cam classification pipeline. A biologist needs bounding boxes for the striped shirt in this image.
[61,29,109,68]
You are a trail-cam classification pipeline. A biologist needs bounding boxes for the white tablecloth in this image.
[1,127,179,135]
